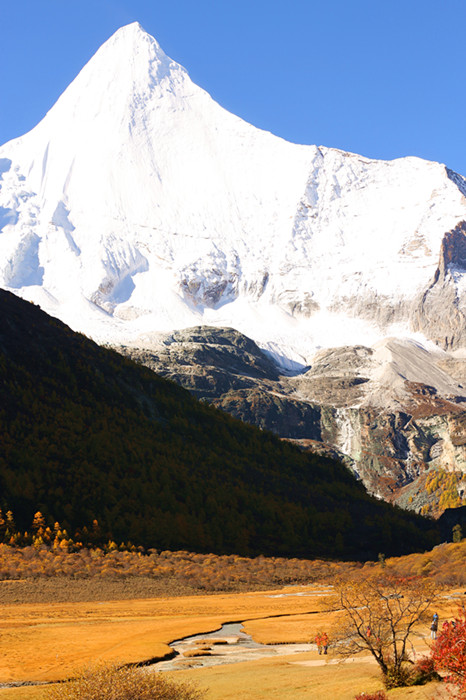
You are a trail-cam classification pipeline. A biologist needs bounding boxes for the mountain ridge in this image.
[1,23,466,364]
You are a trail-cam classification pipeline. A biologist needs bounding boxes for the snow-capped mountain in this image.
[2,22,466,370]
[2,22,466,513]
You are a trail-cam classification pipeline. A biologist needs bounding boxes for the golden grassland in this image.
[0,542,463,698]
[0,585,333,683]
[170,654,451,700]
[0,663,453,700]
[0,583,462,700]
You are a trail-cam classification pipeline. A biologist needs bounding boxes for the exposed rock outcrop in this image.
[117,328,466,515]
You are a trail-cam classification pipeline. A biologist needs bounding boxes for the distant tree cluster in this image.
[423,469,465,514]
[0,509,105,551]
[0,518,465,592]
[0,514,359,589]
[377,539,466,586]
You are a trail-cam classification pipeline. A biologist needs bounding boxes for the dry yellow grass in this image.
[0,584,461,699]
[243,610,342,644]
[0,690,49,700]
[0,584,330,683]
[0,664,451,700]
[171,653,448,699]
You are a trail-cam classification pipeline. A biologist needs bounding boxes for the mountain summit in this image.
[1,23,466,366]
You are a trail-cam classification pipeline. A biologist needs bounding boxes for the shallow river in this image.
[151,621,316,672]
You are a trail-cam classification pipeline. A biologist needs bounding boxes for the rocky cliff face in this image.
[412,221,466,349]
[117,327,466,515]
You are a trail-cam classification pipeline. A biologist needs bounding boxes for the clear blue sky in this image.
[1,0,465,175]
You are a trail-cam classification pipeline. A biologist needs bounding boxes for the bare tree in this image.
[334,574,438,688]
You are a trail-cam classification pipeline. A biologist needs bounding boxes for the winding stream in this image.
[151,622,316,672]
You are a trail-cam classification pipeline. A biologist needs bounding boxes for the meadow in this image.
[0,541,463,699]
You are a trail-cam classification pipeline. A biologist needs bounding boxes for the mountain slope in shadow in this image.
[0,290,439,560]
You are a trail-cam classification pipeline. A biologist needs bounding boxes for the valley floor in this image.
[0,578,461,699]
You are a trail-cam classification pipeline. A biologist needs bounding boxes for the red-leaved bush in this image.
[431,608,466,697]
[408,655,440,686]
[413,656,436,676]
[354,691,387,700]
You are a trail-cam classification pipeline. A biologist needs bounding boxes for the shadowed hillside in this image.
[0,290,440,560]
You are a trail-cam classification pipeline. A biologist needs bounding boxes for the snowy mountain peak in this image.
[100,20,155,48]
[109,21,171,63]
[1,25,466,365]
[112,20,149,38]
[86,21,185,88]
[4,22,189,159]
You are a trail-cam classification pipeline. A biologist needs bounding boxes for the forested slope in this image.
[0,290,439,559]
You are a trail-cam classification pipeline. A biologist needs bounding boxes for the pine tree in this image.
[32,511,45,533]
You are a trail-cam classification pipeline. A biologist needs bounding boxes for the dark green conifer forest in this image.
[0,290,440,560]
